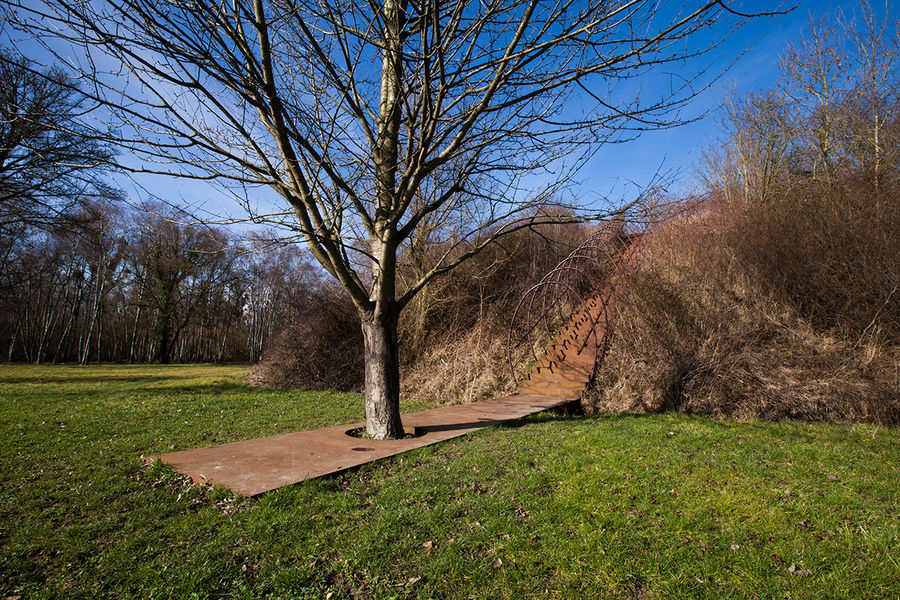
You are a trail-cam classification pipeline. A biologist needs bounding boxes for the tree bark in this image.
[356,0,406,441]
[128,276,145,364]
[157,316,171,364]
[361,306,403,440]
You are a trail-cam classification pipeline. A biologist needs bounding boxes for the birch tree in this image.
[780,16,845,182]
[841,0,899,189]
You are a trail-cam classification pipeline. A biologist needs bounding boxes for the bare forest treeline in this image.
[0,51,323,365]
[0,203,325,365]
[701,3,899,198]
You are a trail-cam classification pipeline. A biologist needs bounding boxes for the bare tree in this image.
[131,209,236,364]
[840,0,899,190]
[780,15,846,182]
[6,0,776,437]
[71,201,127,364]
[0,51,114,230]
[697,89,796,204]
[701,0,899,203]
[730,91,796,202]
[243,238,319,362]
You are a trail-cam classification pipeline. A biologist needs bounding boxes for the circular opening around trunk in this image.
[345,426,424,440]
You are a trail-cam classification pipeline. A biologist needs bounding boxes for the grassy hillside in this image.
[1,365,897,599]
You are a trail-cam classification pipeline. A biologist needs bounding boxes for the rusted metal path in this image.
[157,394,573,496]
[157,236,642,497]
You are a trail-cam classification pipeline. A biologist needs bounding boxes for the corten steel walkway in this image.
[156,236,642,497]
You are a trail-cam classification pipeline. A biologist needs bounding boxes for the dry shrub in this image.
[399,222,590,403]
[248,221,588,398]
[399,221,589,355]
[401,325,514,405]
[246,284,364,391]
[402,321,557,405]
[725,178,900,342]
[585,182,900,425]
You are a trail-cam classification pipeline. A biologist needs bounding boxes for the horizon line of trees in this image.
[0,48,329,365]
[700,2,899,199]
[0,201,325,365]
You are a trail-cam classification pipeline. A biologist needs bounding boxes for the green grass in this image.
[0,364,897,599]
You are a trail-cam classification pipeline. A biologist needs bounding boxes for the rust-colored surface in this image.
[516,237,642,400]
[157,393,572,496]
[155,239,643,497]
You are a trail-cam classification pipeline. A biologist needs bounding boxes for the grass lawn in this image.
[0,364,897,599]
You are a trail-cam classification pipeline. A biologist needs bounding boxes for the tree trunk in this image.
[8,322,18,362]
[361,308,403,440]
[358,0,406,441]
[157,317,171,364]
[129,277,145,364]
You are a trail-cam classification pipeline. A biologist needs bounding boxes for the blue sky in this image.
[583,0,871,202]
[5,0,875,222]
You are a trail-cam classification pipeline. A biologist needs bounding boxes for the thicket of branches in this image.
[586,4,900,425]
[248,218,591,396]
[701,2,899,197]
[0,51,116,230]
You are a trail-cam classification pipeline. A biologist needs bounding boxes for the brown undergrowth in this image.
[398,222,588,404]
[245,283,364,391]
[400,324,516,405]
[584,180,900,425]
[248,222,588,398]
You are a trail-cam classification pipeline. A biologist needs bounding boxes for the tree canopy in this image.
[0,51,115,230]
